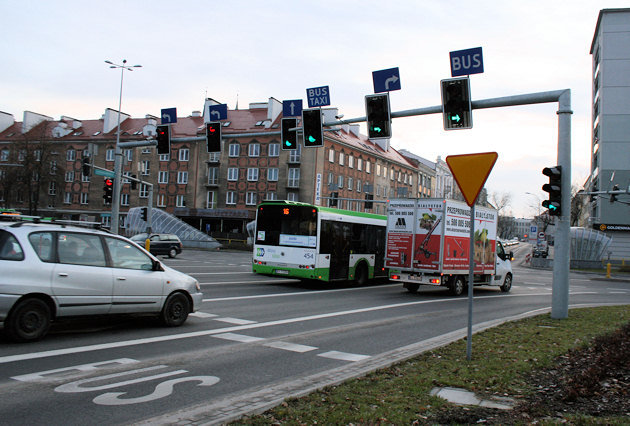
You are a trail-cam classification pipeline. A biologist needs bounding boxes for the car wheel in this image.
[5,298,52,342]
[449,276,465,296]
[161,293,190,327]
[500,273,512,293]
[355,262,369,286]
[168,247,178,258]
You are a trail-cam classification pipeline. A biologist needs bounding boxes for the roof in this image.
[590,8,630,54]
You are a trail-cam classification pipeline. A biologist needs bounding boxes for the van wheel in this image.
[168,248,178,258]
[405,283,420,293]
[449,276,465,296]
[500,273,512,292]
[161,293,190,327]
[355,262,369,286]
[5,298,51,342]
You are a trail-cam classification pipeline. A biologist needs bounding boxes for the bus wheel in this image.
[355,262,369,286]
[449,276,465,296]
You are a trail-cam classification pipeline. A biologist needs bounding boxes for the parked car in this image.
[532,245,549,258]
[130,233,183,258]
[0,219,202,342]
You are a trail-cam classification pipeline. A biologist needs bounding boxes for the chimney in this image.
[102,108,129,133]
[22,111,53,133]
[0,111,14,133]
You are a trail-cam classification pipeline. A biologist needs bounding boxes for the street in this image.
[1,244,629,425]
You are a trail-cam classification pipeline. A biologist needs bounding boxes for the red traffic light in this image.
[104,178,113,187]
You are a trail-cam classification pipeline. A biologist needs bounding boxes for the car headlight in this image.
[194,280,201,292]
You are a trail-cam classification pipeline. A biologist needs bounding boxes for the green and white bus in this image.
[252,201,388,284]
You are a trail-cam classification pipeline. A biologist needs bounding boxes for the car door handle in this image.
[116,277,127,281]
[58,273,68,277]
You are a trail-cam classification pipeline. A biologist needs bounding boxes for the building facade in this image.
[589,8,630,259]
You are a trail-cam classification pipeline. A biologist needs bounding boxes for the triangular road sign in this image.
[446,152,498,207]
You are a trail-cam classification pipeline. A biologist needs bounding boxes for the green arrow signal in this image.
[372,126,382,133]
[450,114,461,123]
[308,135,316,143]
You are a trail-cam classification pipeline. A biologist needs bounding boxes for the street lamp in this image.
[105,59,142,234]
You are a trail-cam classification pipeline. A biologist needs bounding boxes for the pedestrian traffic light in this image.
[206,121,222,153]
[302,108,323,147]
[281,118,298,150]
[542,166,562,216]
[329,192,338,207]
[365,93,391,139]
[441,77,472,130]
[103,178,114,204]
[140,206,148,221]
[365,193,374,209]
[82,157,91,177]
[156,125,171,154]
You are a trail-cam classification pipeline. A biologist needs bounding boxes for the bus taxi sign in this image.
[446,152,498,207]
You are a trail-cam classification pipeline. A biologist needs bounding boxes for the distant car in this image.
[0,219,202,342]
[131,233,183,258]
[532,246,549,258]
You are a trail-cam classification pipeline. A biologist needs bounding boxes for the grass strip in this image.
[233,305,630,425]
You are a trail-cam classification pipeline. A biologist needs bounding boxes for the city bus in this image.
[252,201,388,284]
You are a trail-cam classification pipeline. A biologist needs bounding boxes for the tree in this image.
[491,191,514,238]
[570,183,589,227]
[0,121,65,215]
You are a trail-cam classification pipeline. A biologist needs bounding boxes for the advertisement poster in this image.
[385,200,415,268]
[412,200,444,271]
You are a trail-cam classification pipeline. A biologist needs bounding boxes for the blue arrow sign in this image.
[161,107,177,124]
[283,99,303,117]
[306,86,330,108]
[450,47,484,77]
[208,104,228,121]
[372,67,401,93]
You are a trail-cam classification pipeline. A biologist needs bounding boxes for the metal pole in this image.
[111,61,126,235]
[552,90,572,319]
[466,203,475,360]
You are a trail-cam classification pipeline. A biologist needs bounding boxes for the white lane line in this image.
[318,351,370,362]
[214,317,257,325]
[189,312,218,318]
[203,283,399,302]
[199,279,299,286]
[263,341,318,353]
[0,291,600,365]
[213,333,264,343]
[608,288,629,291]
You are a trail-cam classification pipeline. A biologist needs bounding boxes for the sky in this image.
[2,0,627,217]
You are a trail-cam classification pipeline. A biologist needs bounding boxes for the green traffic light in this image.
[308,135,316,143]
[371,126,382,133]
[450,114,461,123]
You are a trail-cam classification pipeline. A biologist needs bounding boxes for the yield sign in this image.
[446,152,498,207]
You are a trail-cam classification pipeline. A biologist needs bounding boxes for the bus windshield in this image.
[256,204,317,248]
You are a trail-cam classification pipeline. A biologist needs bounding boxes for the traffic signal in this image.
[206,121,222,153]
[103,178,114,204]
[130,174,137,190]
[329,192,338,207]
[281,118,298,150]
[140,206,148,221]
[302,108,323,147]
[82,157,91,177]
[365,194,374,209]
[365,93,391,139]
[156,125,171,154]
[441,77,472,130]
[610,184,620,203]
[542,166,562,216]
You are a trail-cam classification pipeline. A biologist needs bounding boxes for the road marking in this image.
[198,279,299,286]
[189,312,218,318]
[0,291,604,365]
[318,351,370,362]
[213,333,264,343]
[263,341,318,353]
[213,317,257,325]
[608,288,629,292]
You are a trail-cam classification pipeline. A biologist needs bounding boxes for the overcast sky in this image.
[2,0,626,217]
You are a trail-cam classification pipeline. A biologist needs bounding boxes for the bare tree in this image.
[491,191,515,238]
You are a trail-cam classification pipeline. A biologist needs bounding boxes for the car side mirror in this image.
[152,259,164,271]
[509,251,514,261]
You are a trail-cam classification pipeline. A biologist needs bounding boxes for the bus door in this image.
[324,221,351,281]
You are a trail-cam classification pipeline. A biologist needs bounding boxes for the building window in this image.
[229,143,240,157]
[65,171,74,182]
[208,152,220,162]
[48,181,56,195]
[339,152,344,166]
[328,149,335,163]
[366,161,371,173]
[348,155,354,168]
[139,184,149,198]
[141,160,150,176]
[64,192,71,204]
[246,192,257,205]
[348,177,353,191]
[357,158,362,171]
[66,149,76,161]
[125,149,133,162]
[227,168,238,181]
[226,191,237,205]
[357,180,362,193]
[267,168,278,181]
[337,175,344,189]
[247,168,259,181]
[106,149,115,161]
[287,192,298,202]
[120,193,129,206]
[179,148,190,162]
[81,192,89,205]
[328,172,333,184]
[82,174,90,183]
[159,153,170,162]
[101,216,111,228]
[50,161,57,175]
[206,191,216,209]
[158,171,169,184]
[177,171,188,184]
[0,149,9,162]
[268,143,279,157]
[289,145,301,163]
[266,191,277,200]
[288,168,300,187]
[376,164,381,176]
[208,167,219,185]
[157,194,166,207]
[248,143,260,157]
[176,195,186,207]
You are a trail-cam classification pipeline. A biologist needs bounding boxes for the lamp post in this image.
[105,59,142,234]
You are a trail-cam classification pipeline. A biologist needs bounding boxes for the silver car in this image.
[0,219,203,342]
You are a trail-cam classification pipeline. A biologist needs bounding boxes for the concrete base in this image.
[430,387,514,410]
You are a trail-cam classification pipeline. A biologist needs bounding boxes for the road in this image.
[1,244,628,425]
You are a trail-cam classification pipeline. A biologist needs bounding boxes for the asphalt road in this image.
[1,244,628,425]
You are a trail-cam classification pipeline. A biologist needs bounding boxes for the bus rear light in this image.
[430,278,440,284]
[391,274,400,280]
